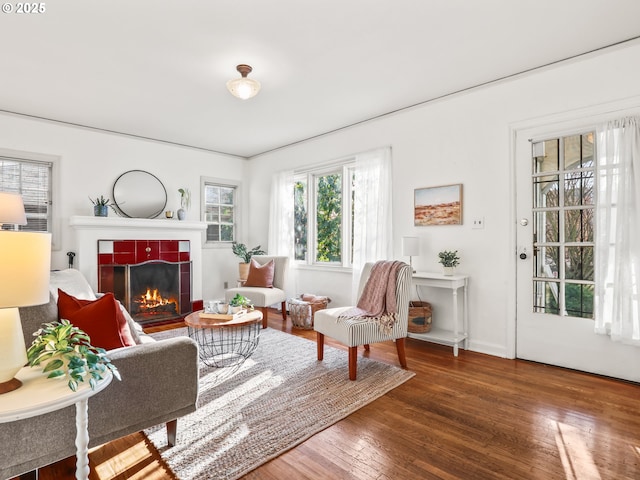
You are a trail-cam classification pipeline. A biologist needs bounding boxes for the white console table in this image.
[0,366,112,480]
[409,271,469,356]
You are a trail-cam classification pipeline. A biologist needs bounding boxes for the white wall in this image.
[0,113,248,301]
[247,40,640,357]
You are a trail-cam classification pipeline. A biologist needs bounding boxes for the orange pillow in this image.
[57,289,136,350]
[244,258,275,288]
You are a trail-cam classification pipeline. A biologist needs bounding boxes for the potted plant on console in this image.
[438,250,460,276]
[231,241,265,282]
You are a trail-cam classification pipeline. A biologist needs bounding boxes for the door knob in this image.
[519,252,527,260]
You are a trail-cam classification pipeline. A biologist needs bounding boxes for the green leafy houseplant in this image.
[231,242,266,263]
[229,293,254,309]
[27,320,121,392]
[438,250,460,268]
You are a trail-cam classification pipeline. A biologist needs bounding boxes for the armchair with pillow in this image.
[225,255,289,328]
[0,269,199,480]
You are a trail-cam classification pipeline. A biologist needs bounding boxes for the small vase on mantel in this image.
[177,208,186,221]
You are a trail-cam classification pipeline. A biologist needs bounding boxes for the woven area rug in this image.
[144,327,415,480]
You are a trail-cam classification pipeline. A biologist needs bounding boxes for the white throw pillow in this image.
[49,268,97,302]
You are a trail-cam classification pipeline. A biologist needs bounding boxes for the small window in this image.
[202,178,239,243]
[0,156,52,233]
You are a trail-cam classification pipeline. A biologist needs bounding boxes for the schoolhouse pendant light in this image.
[226,64,261,100]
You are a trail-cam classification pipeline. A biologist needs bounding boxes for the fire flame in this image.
[136,288,176,311]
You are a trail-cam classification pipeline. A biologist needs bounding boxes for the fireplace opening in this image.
[129,262,180,320]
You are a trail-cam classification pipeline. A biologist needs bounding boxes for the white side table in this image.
[0,366,112,480]
[409,271,469,356]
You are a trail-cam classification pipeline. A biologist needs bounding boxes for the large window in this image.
[294,162,355,267]
[0,156,52,232]
[202,178,239,243]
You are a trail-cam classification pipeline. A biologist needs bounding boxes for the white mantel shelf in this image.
[69,215,207,231]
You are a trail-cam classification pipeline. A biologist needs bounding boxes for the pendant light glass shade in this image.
[226,64,261,100]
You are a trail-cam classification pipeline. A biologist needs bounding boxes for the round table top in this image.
[185,309,263,329]
[0,367,112,423]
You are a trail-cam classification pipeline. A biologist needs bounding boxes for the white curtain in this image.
[351,146,393,301]
[594,116,640,346]
[268,169,295,256]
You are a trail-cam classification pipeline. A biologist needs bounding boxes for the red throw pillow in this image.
[244,258,275,288]
[57,289,136,350]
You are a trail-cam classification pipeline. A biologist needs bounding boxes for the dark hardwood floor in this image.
[27,310,640,480]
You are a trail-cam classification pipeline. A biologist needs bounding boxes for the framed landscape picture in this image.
[414,184,463,226]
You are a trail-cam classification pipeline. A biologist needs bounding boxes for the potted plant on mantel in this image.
[27,320,121,392]
[89,195,115,217]
[438,250,460,276]
[231,241,266,282]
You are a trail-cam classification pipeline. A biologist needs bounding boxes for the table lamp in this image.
[402,236,419,273]
[0,192,51,394]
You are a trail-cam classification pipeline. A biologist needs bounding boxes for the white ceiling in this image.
[1,1,639,158]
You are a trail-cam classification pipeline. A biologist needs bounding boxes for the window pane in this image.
[220,187,234,205]
[564,208,594,243]
[206,225,219,242]
[294,180,308,261]
[582,132,595,168]
[565,283,594,319]
[205,185,219,204]
[220,225,234,242]
[316,173,342,263]
[220,206,233,223]
[533,176,558,208]
[534,210,559,243]
[565,246,594,281]
[534,139,559,173]
[535,246,559,278]
[206,205,220,223]
[533,281,560,314]
[564,171,594,207]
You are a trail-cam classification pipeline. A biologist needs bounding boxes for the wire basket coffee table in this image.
[185,310,263,368]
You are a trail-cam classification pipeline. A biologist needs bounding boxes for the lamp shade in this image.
[402,236,419,257]
[0,231,52,308]
[0,192,27,226]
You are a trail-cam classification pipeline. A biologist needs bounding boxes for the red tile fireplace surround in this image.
[98,239,192,324]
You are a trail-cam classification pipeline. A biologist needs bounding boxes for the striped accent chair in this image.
[314,261,412,380]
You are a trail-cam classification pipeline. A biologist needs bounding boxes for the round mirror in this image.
[112,170,167,218]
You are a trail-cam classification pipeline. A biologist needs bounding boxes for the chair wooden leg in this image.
[317,332,324,361]
[396,337,408,369]
[166,419,177,447]
[363,344,370,351]
[281,301,287,321]
[348,346,358,381]
[259,307,268,328]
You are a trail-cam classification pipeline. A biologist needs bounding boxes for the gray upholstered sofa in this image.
[0,269,199,479]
